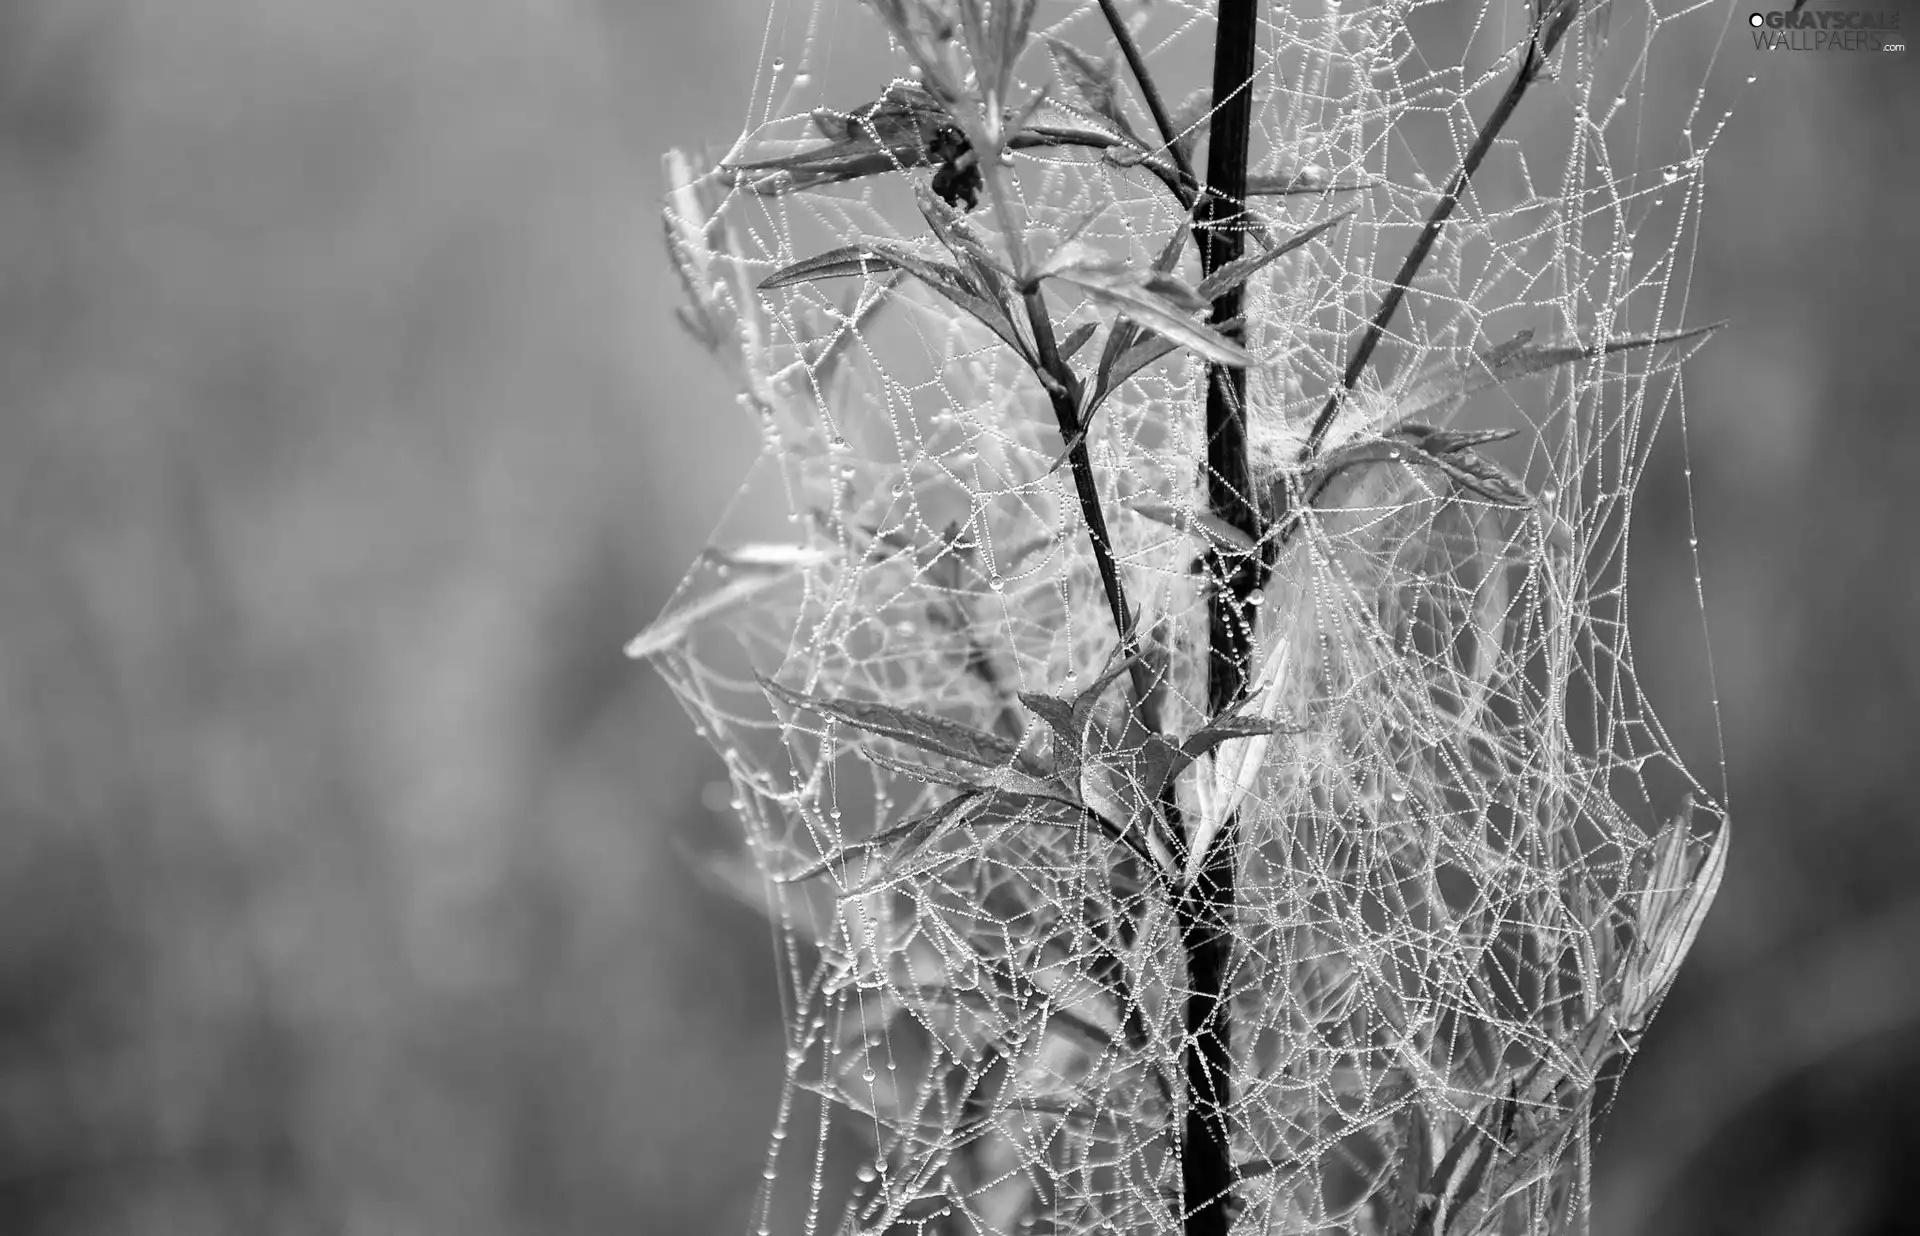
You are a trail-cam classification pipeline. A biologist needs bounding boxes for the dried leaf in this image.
[1621,801,1728,1029]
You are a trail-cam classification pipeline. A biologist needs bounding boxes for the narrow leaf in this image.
[1016,690,1075,738]
[1043,37,1134,138]
[860,746,1076,806]
[760,238,981,306]
[760,239,1030,360]
[1046,261,1251,368]
[1179,713,1302,759]
[1245,168,1376,196]
[728,79,953,194]
[1057,321,1098,362]
[1398,321,1723,423]
[1622,802,1728,1029]
[760,677,1027,768]
[1194,210,1352,301]
[1412,442,1535,507]
[1127,500,1257,553]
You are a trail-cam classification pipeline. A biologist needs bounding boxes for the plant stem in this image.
[1183,1,1262,1233]
[1019,283,1158,718]
[1303,5,1578,460]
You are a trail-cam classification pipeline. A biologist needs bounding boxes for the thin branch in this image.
[1304,2,1582,460]
[1097,0,1200,206]
[1019,282,1158,720]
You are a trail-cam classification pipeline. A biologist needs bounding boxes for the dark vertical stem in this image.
[1183,2,1263,1234]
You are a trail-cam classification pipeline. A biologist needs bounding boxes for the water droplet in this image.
[854,1164,876,1183]
[763,1166,780,1182]
[1661,166,1680,184]
[1539,486,1559,503]
[1246,592,1264,607]
[890,481,905,497]
[998,147,1015,166]
[989,574,1005,591]
[1746,74,1758,84]
[1389,788,1408,804]
[829,434,849,452]
[771,57,785,71]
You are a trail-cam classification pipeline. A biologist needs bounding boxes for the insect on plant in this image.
[635,1,1734,1233]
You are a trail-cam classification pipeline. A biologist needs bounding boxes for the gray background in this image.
[2,2,1914,1233]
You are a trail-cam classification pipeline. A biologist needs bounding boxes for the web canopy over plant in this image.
[638,1,1732,1233]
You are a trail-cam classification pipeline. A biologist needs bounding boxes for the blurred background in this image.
[0,2,1913,1233]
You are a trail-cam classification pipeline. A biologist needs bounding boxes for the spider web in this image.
[640,2,1733,1232]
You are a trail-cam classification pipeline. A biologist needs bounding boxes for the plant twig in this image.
[1019,283,1158,718]
[1304,0,1582,460]
[1097,0,1199,207]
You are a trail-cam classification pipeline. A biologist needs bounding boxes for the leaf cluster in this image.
[763,656,1296,892]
